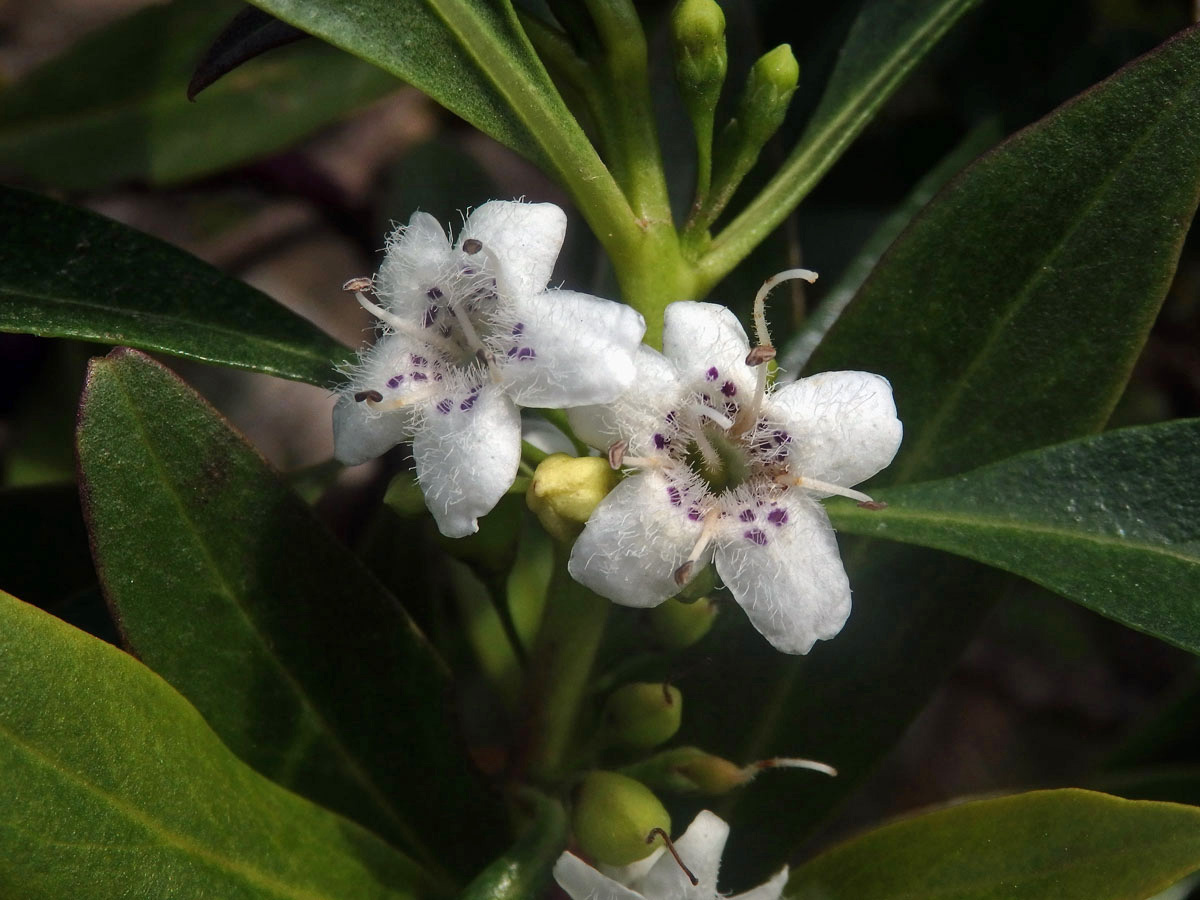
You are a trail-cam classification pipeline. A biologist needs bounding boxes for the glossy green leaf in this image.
[242,0,632,242]
[786,789,1200,900]
[720,27,1200,885]
[0,0,398,189]
[0,590,438,900]
[702,0,982,282]
[827,420,1200,653]
[0,187,348,383]
[188,7,307,100]
[76,349,502,879]
[459,792,566,900]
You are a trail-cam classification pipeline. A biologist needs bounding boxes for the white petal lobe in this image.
[460,200,566,297]
[638,810,728,900]
[554,853,646,900]
[412,384,521,537]
[662,302,757,397]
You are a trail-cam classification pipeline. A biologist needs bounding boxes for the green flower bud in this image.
[671,0,727,119]
[734,44,799,146]
[649,596,718,650]
[572,771,671,866]
[526,453,619,542]
[603,682,683,749]
[621,746,748,795]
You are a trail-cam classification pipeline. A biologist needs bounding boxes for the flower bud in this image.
[603,682,683,749]
[649,596,718,650]
[526,453,619,542]
[572,771,671,866]
[621,746,748,795]
[671,0,727,129]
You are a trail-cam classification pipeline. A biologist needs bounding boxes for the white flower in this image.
[567,296,902,654]
[554,810,788,900]
[333,201,646,538]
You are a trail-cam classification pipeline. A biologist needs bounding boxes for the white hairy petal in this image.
[331,393,415,466]
[376,210,452,317]
[767,371,903,490]
[498,289,646,407]
[727,867,789,900]
[459,200,566,298]
[636,810,729,900]
[568,346,680,453]
[554,853,646,900]
[412,383,521,538]
[714,492,851,654]
[569,469,705,608]
[662,302,757,399]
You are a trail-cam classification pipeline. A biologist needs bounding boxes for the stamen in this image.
[354,390,383,403]
[359,381,450,413]
[645,828,699,887]
[780,474,875,505]
[448,303,501,380]
[462,238,483,254]
[342,276,374,293]
[674,510,719,585]
[857,500,889,511]
[608,440,627,469]
[745,345,776,367]
[743,757,838,779]
[691,403,733,431]
[752,267,818,349]
[352,291,460,358]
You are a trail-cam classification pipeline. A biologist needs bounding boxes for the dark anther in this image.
[673,561,694,587]
[427,286,444,300]
[745,345,776,367]
[857,500,888,511]
[462,238,483,254]
[607,440,627,470]
[354,390,383,403]
[342,276,373,293]
[645,828,699,886]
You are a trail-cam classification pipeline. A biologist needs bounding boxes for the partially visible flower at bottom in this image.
[567,297,902,654]
[553,810,787,900]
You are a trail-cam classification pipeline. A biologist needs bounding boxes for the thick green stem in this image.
[610,224,700,348]
[521,546,611,783]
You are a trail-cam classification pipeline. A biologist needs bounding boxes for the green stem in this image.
[610,225,700,348]
[521,545,611,783]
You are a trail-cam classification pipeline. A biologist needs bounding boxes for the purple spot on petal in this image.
[745,529,769,546]
[411,354,427,366]
[511,322,525,336]
[687,507,703,521]
[460,393,479,411]
[721,381,737,397]
[386,375,404,389]
[666,486,682,507]
[411,372,428,382]
[653,433,667,450]
[666,410,678,424]
[516,346,536,361]
[706,367,719,381]
[427,286,444,300]
[768,508,789,526]
[435,398,453,415]
[739,508,756,523]
[422,306,438,328]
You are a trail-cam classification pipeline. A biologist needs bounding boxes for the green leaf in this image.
[0,0,398,189]
[459,792,567,900]
[0,187,348,383]
[786,789,1200,900]
[76,349,503,879]
[827,420,1200,653]
[0,589,437,900]
[809,24,1200,485]
[720,27,1200,884]
[701,0,982,283]
[242,0,633,245]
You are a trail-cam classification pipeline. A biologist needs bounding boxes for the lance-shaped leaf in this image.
[0,590,440,900]
[0,187,348,383]
[827,420,1200,654]
[718,25,1200,884]
[0,0,398,189]
[77,349,503,877]
[786,789,1200,900]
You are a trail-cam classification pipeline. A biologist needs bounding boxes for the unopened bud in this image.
[526,453,619,542]
[671,0,727,122]
[603,682,683,749]
[572,771,671,866]
[649,596,718,650]
[621,746,747,795]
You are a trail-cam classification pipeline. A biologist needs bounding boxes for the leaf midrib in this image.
[96,363,434,868]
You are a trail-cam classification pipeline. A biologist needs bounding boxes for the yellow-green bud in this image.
[621,746,749,795]
[649,597,718,650]
[729,44,798,148]
[603,682,683,749]
[671,0,727,120]
[572,771,671,866]
[526,453,619,542]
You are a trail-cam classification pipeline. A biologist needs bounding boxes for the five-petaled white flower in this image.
[333,201,646,538]
[567,293,902,654]
[554,810,788,900]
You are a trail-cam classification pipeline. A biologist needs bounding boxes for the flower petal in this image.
[727,867,788,900]
[497,289,646,407]
[714,492,850,654]
[567,346,680,454]
[569,469,705,608]
[376,210,453,318]
[554,852,646,900]
[661,302,756,398]
[459,200,567,298]
[412,383,521,537]
[638,810,728,899]
[767,371,902,490]
[332,393,413,466]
